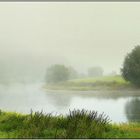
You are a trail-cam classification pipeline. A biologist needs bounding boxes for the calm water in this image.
[0,83,140,123]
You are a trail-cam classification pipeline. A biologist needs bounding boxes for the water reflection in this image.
[125,97,140,122]
[45,92,72,109]
[64,90,140,100]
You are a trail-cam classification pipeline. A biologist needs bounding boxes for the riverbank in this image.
[44,75,138,91]
[0,109,140,138]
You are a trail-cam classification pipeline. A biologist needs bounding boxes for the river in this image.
[0,83,140,123]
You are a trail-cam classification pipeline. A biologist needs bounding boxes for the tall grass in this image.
[65,109,111,138]
[1,109,140,138]
[0,109,111,138]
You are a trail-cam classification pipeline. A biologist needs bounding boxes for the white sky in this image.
[0,2,140,76]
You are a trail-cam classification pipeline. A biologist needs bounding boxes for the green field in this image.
[0,109,140,138]
[70,75,126,83]
[45,75,134,91]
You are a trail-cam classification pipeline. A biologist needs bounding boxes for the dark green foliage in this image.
[121,45,140,86]
[46,64,70,83]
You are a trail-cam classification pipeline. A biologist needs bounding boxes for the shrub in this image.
[46,64,70,83]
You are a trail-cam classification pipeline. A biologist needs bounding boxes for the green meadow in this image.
[45,75,135,91]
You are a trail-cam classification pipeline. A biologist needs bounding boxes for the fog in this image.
[0,2,140,82]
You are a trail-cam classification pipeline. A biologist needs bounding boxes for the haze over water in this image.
[0,83,140,123]
[0,2,140,123]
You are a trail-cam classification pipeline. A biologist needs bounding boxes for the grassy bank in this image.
[0,109,140,138]
[45,75,136,91]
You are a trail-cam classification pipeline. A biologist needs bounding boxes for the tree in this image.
[46,64,70,83]
[88,66,103,77]
[121,45,140,86]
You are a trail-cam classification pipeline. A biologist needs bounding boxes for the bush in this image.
[121,45,140,86]
[46,64,70,83]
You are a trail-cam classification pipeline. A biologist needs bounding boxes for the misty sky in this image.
[0,2,140,80]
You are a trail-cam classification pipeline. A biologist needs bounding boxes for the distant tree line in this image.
[46,64,105,84]
[45,45,140,86]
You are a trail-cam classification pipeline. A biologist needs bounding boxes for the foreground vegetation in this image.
[45,75,137,91]
[0,109,140,138]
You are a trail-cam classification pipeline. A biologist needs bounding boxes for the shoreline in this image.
[44,87,140,97]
